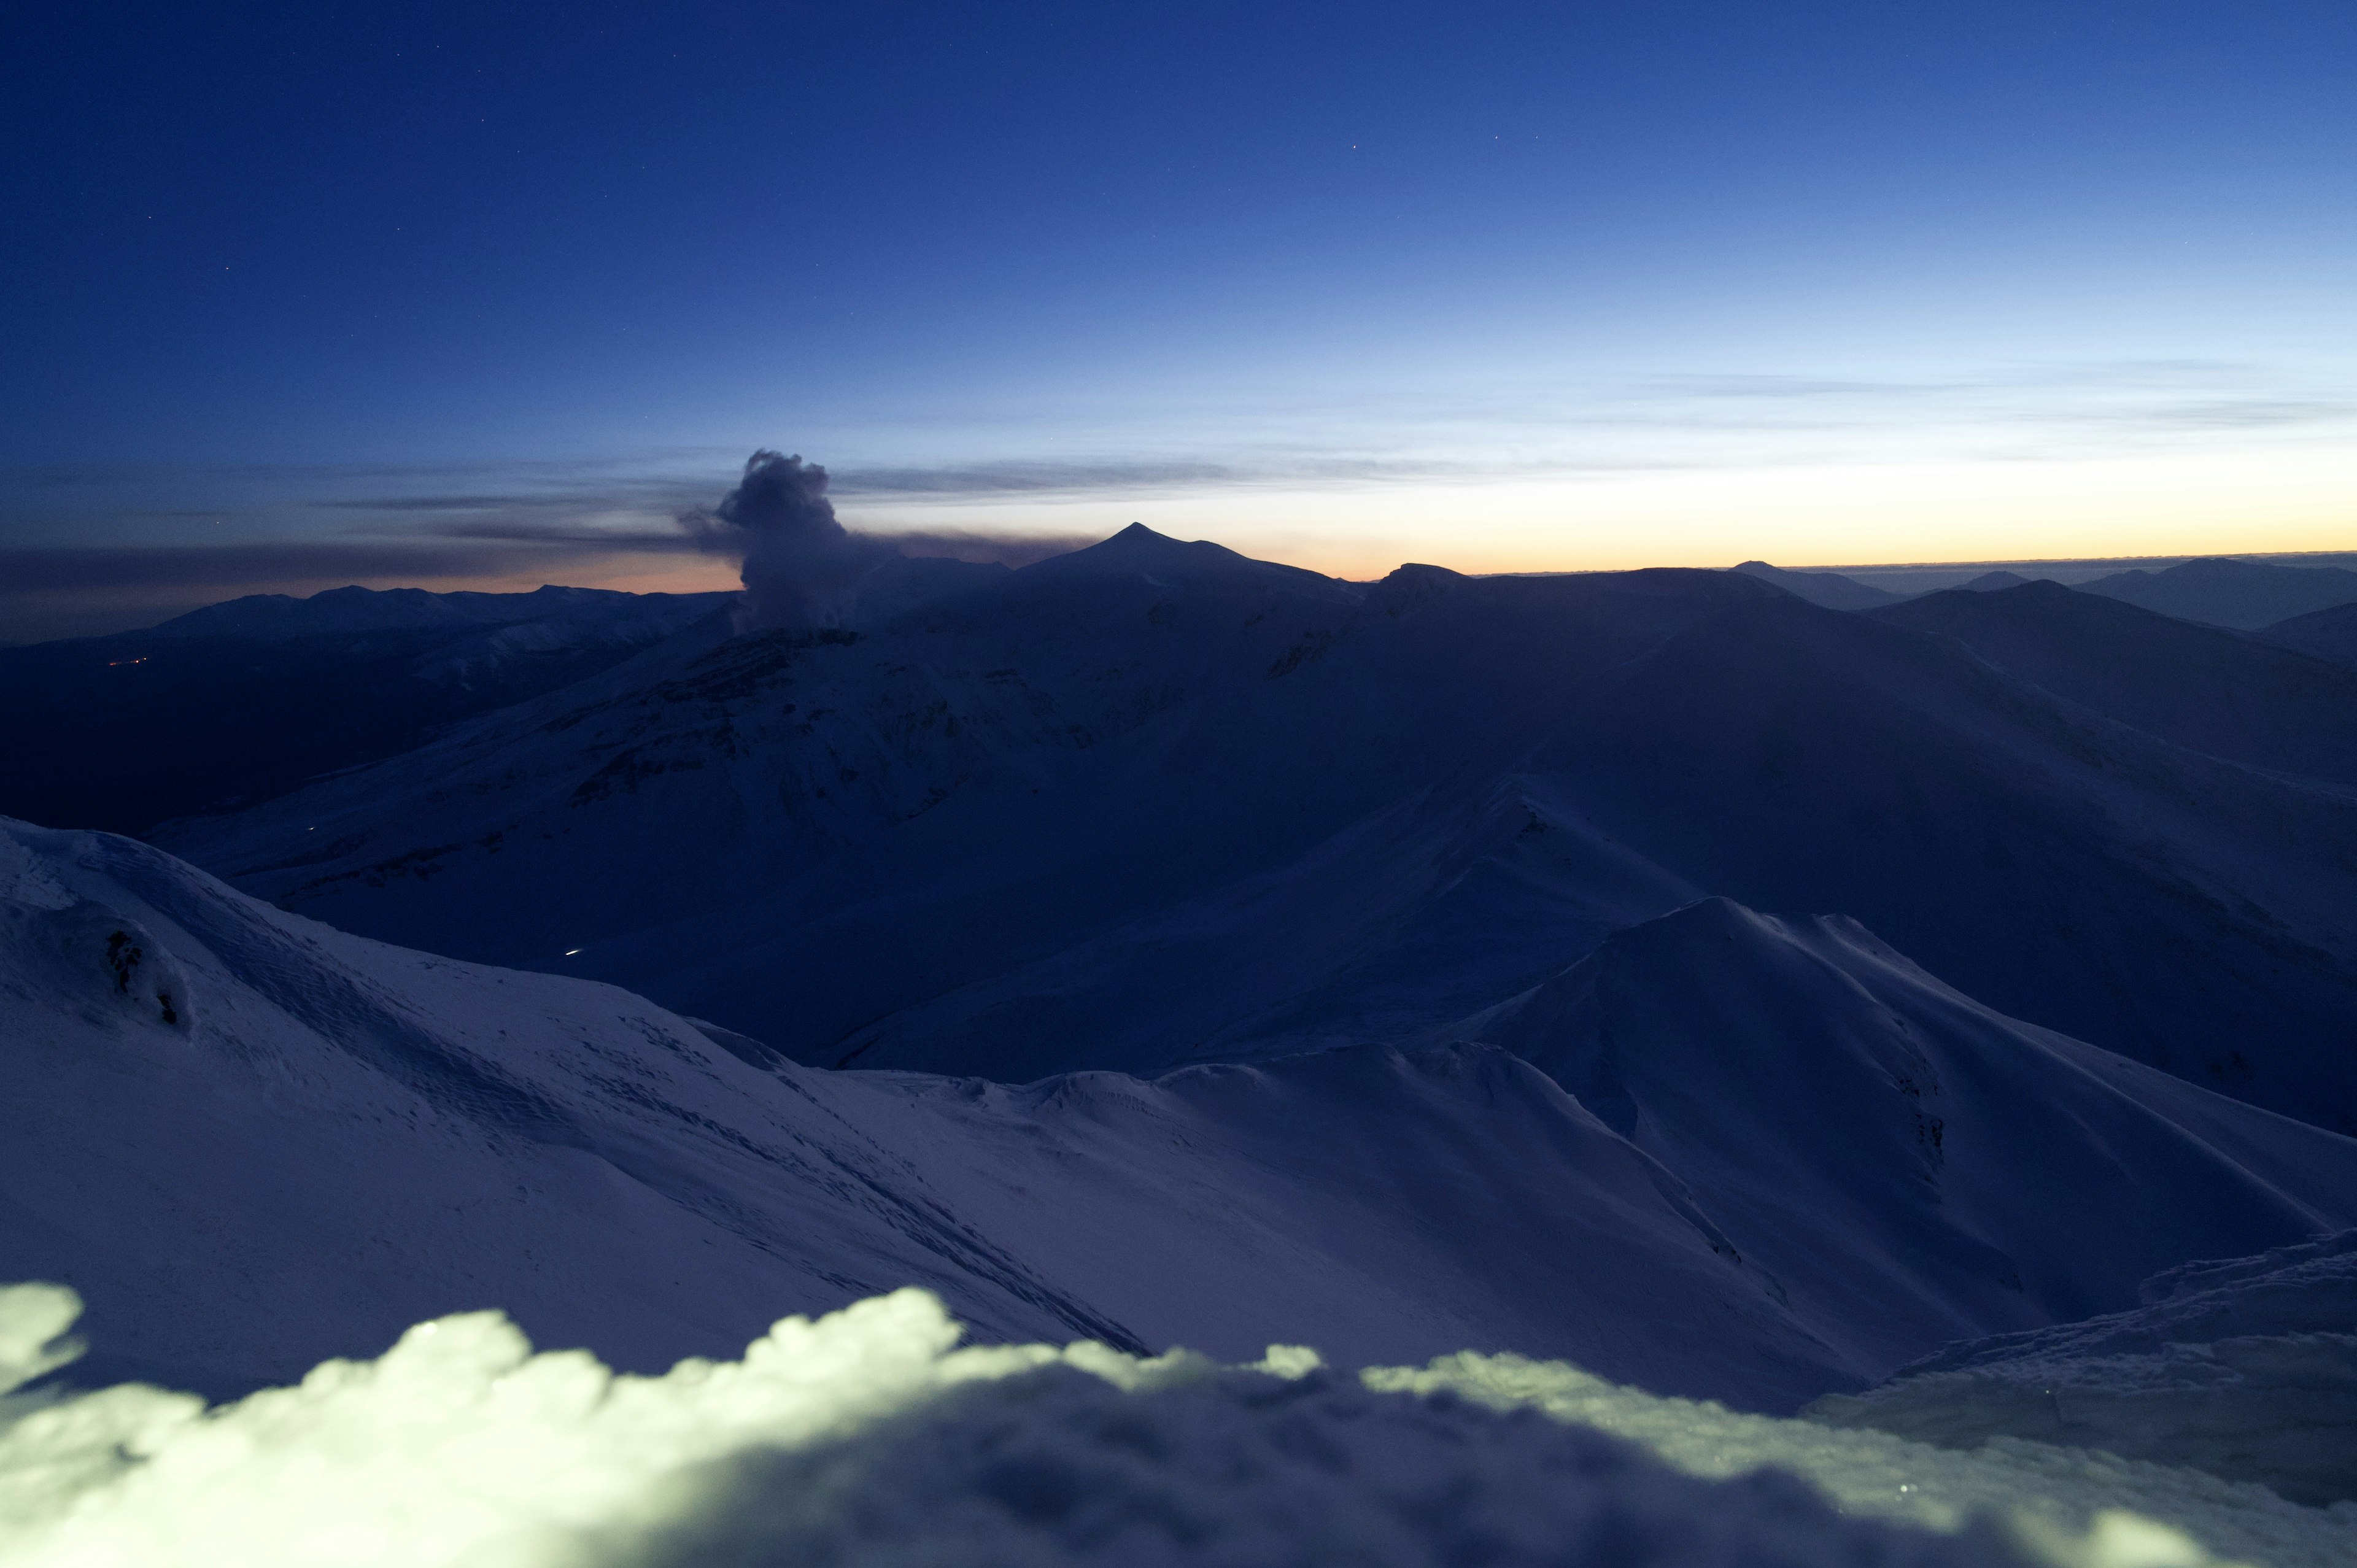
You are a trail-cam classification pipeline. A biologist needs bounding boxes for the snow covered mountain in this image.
[0,817,1829,1408]
[140,583,724,641]
[1425,898,2357,1377]
[9,816,2356,1424]
[0,584,738,833]
[155,529,2357,1132]
[1809,1229,2357,1507]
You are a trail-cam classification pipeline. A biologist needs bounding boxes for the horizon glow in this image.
[3,1,2351,637]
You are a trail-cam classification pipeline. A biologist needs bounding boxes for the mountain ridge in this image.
[12,817,2357,1418]
[151,547,2357,1132]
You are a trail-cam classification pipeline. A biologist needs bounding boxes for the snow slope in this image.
[0,817,1842,1409]
[10,819,2357,1418]
[1428,898,2357,1377]
[1810,1230,2357,1508]
[153,532,2357,1130]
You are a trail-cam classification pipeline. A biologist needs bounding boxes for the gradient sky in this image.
[5,1,2353,637]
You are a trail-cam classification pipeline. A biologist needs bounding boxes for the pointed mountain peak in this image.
[1020,522,1350,597]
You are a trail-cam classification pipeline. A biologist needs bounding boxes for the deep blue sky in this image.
[5,1,2353,636]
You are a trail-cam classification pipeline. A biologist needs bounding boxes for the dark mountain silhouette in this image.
[1730,560,1903,609]
[2076,556,2357,629]
[2262,600,2357,668]
[153,530,2357,1133]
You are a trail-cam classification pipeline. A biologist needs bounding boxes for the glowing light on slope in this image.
[1,1283,2335,1568]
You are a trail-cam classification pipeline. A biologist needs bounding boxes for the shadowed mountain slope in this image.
[1809,1230,2357,1507]
[1871,581,2357,789]
[155,531,2357,1129]
[1729,560,1903,610]
[2262,600,2357,669]
[0,586,738,834]
[2076,556,2357,630]
[0,817,1837,1408]
[142,583,719,641]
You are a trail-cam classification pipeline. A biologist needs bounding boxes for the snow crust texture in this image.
[1811,1231,2357,1507]
[5,1282,2343,1568]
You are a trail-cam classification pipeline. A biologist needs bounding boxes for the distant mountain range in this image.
[2075,555,2357,629]
[150,527,2357,1138]
[0,585,738,834]
[1739,554,2357,629]
[1871,580,2357,788]
[1730,560,1903,609]
[2262,600,2357,668]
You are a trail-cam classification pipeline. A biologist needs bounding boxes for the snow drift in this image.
[6,1279,2348,1568]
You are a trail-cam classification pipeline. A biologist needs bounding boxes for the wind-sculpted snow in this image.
[7,1281,2346,1568]
[1810,1231,2357,1507]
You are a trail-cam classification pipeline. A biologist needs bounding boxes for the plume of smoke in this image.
[679,451,896,630]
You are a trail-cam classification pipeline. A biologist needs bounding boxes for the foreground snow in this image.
[4,1281,2344,1568]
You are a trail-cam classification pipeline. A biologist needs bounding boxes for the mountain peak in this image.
[1727,560,1899,611]
[1021,522,1347,595]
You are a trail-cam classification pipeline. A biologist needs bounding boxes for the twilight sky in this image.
[4,1,2353,638]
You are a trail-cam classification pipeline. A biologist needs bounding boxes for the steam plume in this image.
[681,451,894,629]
